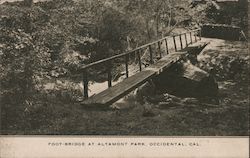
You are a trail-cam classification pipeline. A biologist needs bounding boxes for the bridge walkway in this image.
[80,29,207,107]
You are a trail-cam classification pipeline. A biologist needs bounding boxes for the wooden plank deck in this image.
[82,42,208,107]
[82,70,156,106]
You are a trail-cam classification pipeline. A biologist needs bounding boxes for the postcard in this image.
[0,0,249,157]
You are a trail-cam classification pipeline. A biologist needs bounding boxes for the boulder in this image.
[152,61,218,98]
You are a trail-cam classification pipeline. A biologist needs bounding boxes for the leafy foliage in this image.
[0,27,51,130]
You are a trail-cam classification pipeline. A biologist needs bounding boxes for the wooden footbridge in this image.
[80,29,206,107]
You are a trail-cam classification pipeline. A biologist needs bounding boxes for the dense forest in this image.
[0,0,248,134]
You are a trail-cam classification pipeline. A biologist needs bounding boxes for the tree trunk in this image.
[146,19,151,40]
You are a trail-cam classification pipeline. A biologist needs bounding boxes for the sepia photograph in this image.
[0,0,249,157]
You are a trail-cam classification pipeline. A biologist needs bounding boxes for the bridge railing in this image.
[80,29,202,99]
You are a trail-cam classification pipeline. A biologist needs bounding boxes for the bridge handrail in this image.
[79,29,201,70]
[81,28,202,98]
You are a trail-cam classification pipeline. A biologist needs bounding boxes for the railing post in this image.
[194,31,197,42]
[148,45,154,64]
[173,36,177,51]
[184,33,188,46]
[179,34,183,49]
[165,38,169,54]
[199,29,202,40]
[158,41,162,58]
[83,70,88,99]
[125,54,129,78]
[190,32,193,44]
[137,49,142,71]
[107,62,112,88]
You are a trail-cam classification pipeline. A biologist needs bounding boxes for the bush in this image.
[0,26,51,132]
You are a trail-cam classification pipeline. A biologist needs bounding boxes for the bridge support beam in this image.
[157,41,162,58]
[184,33,188,46]
[149,45,154,64]
[165,39,169,54]
[179,35,183,49]
[199,30,202,40]
[173,36,177,51]
[83,70,89,99]
[190,32,193,44]
[107,63,112,88]
[125,54,129,78]
[137,50,142,71]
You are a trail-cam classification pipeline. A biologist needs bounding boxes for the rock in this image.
[142,107,156,117]
[158,101,184,109]
[141,101,156,117]
[153,61,218,98]
[134,80,156,104]
[163,93,182,102]
[182,98,199,104]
